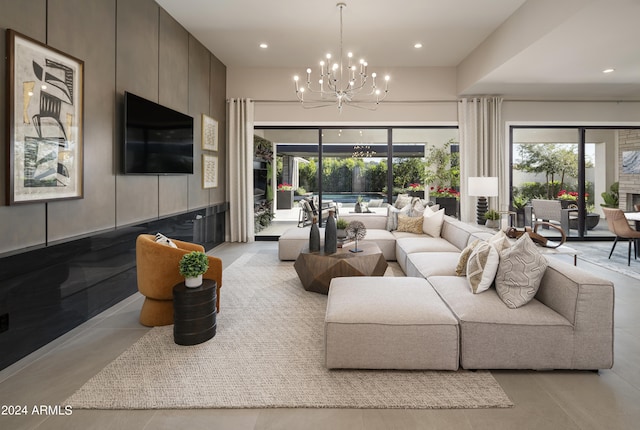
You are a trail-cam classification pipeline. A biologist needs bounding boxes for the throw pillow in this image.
[395,193,412,209]
[409,198,428,217]
[386,204,410,231]
[456,239,481,276]
[488,230,511,252]
[495,233,548,309]
[368,198,383,207]
[466,241,500,294]
[155,232,177,248]
[397,214,424,234]
[422,208,445,237]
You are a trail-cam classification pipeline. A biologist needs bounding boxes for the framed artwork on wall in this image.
[5,29,84,205]
[622,150,640,174]
[202,154,218,189]
[202,113,218,151]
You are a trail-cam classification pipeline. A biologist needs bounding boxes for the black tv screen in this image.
[123,91,194,175]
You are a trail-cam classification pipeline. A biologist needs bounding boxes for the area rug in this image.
[66,249,513,410]
[571,241,640,281]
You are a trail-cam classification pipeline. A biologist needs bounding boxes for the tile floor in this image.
[0,241,639,430]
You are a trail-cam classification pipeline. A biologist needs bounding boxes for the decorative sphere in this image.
[345,221,367,241]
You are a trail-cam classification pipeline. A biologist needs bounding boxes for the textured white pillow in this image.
[466,241,500,294]
[456,239,481,276]
[422,208,445,237]
[394,193,412,209]
[386,204,410,231]
[495,233,548,309]
[409,198,428,217]
[488,230,511,252]
[155,232,177,248]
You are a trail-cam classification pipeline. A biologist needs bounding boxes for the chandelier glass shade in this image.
[293,2,390,112]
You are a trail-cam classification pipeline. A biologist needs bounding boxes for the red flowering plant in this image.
[407,183,423,191]
[277,183,293,191]
[557,190,589,201]
[430,186,460,199]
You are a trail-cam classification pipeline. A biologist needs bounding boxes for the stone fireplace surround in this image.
[618,130,640,211]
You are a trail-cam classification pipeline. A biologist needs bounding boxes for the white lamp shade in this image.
[468,177,499,197]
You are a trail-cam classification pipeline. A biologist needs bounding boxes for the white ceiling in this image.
[156,0,640,100]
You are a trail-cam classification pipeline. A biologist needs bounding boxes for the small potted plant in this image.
[179,251,209,287]
[484,209,500,229]
[336,218,349,239]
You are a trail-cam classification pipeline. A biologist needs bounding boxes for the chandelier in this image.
[293,2,390,112]
[352,145,377,158]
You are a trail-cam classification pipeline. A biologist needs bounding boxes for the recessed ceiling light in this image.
[602,68,615,73]
[414,43,423,49]
[259,43,268,49]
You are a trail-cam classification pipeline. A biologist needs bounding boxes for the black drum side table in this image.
[172,279,217,346]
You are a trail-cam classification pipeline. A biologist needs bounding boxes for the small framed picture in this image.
[201,114,218,151]
[202,154,218,189]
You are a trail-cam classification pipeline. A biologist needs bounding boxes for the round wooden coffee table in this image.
[294,242,388,294]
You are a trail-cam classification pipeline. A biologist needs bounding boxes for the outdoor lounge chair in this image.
[530,199,576,235]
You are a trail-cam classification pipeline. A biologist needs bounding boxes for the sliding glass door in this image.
[254,126,459,236]
[510,126,630,240]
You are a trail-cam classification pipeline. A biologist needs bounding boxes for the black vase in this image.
[324,211,337,254]
[354,202,362,213]
[309,217,320,252]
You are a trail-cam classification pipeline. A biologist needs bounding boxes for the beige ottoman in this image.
[324,277,460,370]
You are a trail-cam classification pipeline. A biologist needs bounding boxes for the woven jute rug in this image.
[66,249,512,409]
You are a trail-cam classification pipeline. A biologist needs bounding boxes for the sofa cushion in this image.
[325,277,459,370]
[428,276,574,370]
[440,217,480,250]
[495,233,548,309]
[361,229,397,261]
[466,241,500,294]
[394,236,461,273]
[422,208,445,237]
[406,252,461,278]
[339,212,388,230]
[397,214,424,233]
[278,227,324,260]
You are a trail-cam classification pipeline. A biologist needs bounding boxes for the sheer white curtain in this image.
[227,98,255,242]
[458,97,506,223]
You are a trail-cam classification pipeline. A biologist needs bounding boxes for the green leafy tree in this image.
[393,158,426,189]
[365,160,388,192]
[298,159,317,192]
[423,141,459,189]
[516,144,573,198]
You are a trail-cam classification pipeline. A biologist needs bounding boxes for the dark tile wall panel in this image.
[0,204,228,370]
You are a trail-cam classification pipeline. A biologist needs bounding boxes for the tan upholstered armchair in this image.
[136,234,222,327]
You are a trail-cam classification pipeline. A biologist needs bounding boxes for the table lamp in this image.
[468,177,499,225]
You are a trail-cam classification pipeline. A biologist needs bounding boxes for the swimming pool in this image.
[316,192,387,204]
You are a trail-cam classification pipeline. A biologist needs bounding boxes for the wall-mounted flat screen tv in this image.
[123,91,194,175]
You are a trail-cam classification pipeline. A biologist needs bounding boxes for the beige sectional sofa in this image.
[279,211,615,370]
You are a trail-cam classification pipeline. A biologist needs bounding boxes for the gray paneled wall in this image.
[0,0,227,256]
